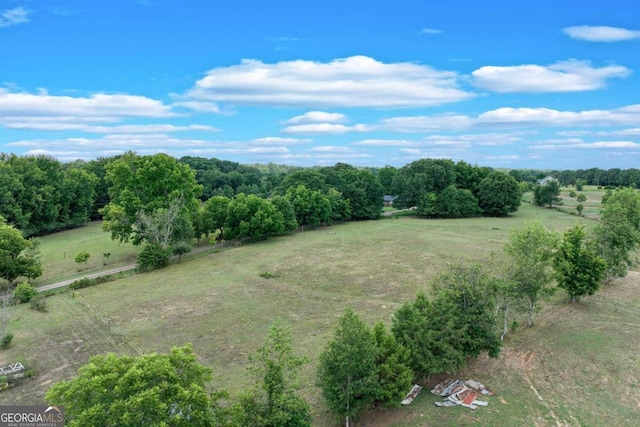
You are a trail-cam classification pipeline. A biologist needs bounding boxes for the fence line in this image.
[70,291,145,356]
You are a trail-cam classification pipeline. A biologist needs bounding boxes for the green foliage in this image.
[285,185,331,227]
[575,179,585,191]
[391,292,465,377]
[100,152,202,245]
[577,193,587,203]
[324,165,383,220]
[503,221,560,326]
[391,158,457,209]
[1,332,13,349]
[13,282,38,303]
[477,171,522,216]
[554,223,607,302]
[376,166,397,195]
[569,190,577,198]
[0,220,43,286]
[432,263,502,358]
[46,344,217,427]
[30,295,48,312]
[225,194,285,240]
[418,185,481,218]
[576,204,584,216]
[270,196,299,232]
[371,322,413,408]
[317,308,379,420]
[0,154,97,237]
[172,241,193,261]
[534,180,562,207]
[591,188,640,281]
[136,243,171,272]
[69,277,95,290]
[234,319,311,427]
[203,195,231,238]
[74,251,90,265]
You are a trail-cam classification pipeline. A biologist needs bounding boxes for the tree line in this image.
[509,167,640,188]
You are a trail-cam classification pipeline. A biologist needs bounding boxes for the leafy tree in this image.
[391,159,457,209]
[503,221,560,326]
[100,152,202,245]
[46,344,219,427]
[591,188,640,282]
[74,251,91,269]
[324,165,383,220]
[203,196,231,239]
[554,223,606,303]
[317,308,379,422]
[575,179,586,191]
[285,185,331,227]
[371,322,413,408]
[534,180,561,208]
[270,196,299,232]
[432,263,501,358]
[391,292,464,378]
[0,219,42,286]
[234,320,311,427]
[477,171,521,216]
[577,193,587,203]
[376,166,397,195]
[576,204,584,216]
[224,194,285,240]
[418,185,481,218]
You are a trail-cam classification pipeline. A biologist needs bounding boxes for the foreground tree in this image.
[554,223,606,303]
[317,308,379,423]
[503,221,560,326]
[46,344,218,426]
[225,194,285,240]
[234,320,311,427]
[371,322,413,408]
[0,219,42,286]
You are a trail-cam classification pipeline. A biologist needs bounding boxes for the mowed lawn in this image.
[2,203,638,426]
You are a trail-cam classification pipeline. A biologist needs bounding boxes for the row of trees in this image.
[509,167,640,188]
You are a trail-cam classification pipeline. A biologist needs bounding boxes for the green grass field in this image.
[1,202,639,426]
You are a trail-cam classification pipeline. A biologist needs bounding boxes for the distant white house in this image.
[537,176,558,185]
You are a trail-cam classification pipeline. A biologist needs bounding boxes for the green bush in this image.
[136,244,171,272]
[1,333,13,349]
[30,296,48,312]
[69,277,95,290]
[13,282,38,303]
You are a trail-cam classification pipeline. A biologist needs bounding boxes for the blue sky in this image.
[2,0,640,169]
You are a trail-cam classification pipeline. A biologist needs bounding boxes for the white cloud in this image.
[563,25,640,42]
[173,101,221,113]
[0,91,175,121]
[3,122,219,133]
[377,114,475,132]
[419,28,442,34]
[472,60,630,92]
[476,105,640,127]
[530,138,640,150]
[283,111,347,125]
[186,56,472,108]
[281,123,369,134]
[0,7,29,28]
[249,137,312,145]
[352,139,418,147]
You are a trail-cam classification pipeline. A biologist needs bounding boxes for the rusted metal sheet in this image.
[401,384,423,405]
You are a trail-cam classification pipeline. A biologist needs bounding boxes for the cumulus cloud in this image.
[283,111,347,125]
[249,137,312,145]
[185,56,472,108]
[0,7,29,28]
[0,90,175,121]
[3,122,219,133]
[173,101,221,113]
[471,60,630,92]
[563,25,640,42]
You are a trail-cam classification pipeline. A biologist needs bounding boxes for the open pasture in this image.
[2,203,638,426]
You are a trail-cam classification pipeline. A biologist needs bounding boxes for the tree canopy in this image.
[0,218,42,286]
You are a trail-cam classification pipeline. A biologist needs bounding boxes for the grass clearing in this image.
[2,203,638,426]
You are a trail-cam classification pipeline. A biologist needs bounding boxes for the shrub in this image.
[30,296,48,312]
[136,244,171,272]
[13,282,38,303]
[569,190,577,198]
[69,277,95,290]
[1,333,13,349]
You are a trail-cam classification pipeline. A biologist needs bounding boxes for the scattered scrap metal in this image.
[430,379,494,410]
[401,384,423,405]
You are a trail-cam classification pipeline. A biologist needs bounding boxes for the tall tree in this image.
[554,223,606,303]
[100,152,202,244]
[390,158,456,209]
[371,322,413,408]
[285,185,331,227]
[46,344,219,427]
[477,171,522,216]
[591,188,640,282]
[317,308,379,423]
[0,219,42,286]
[224,194,285,240]
[234,320,311,427]
[534,180,561,208]
[503,221,560,326]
